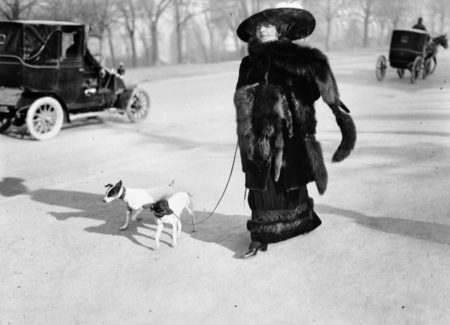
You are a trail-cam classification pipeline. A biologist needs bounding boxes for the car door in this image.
[58,29,84,109]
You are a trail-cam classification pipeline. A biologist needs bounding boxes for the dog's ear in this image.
[117,180,123,187]
[105,184,113,188]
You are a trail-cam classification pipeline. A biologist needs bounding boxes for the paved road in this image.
[1,49,449,324]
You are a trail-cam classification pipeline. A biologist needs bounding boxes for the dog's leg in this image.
[119,209,132,230]
[171,218,178,247]
[131,208,143,221]
[177,216,182,238]
[188,199,196,233]
[155,219,163,249]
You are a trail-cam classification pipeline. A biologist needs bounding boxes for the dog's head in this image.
[103,180,123,203]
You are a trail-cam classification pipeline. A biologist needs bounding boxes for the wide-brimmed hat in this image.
[237,8,316,42]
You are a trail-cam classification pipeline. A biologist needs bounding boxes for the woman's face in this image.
[256,24,279,42]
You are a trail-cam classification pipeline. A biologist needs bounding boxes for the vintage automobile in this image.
[0,20,150,140]
[375,28,430,84]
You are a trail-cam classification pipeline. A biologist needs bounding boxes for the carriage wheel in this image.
[430,59,437,74]
[397,69,405,79]
[410,57,423,84]
[423,59,432,79]
[375,55,387,81]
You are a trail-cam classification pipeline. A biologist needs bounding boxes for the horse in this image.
[424,34,448,76]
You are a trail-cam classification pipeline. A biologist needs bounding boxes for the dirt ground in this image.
[1,48,450,324]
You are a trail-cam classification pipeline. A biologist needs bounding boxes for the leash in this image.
[172,141,239,232]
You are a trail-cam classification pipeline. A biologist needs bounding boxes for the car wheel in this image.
[126,88,150,123]
[26,97,64,140]
[0,113,12,133]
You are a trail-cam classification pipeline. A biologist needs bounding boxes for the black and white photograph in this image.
[1,0,449,323]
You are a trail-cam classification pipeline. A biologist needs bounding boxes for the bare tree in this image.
[117,0,138,67]
[190,20,210,62]
[206,0,273,57]
[428,0,449,34]
[306,0,346,51]
[172,0,198,63]
[0,0,38,19]
[88,0,119,54]
[33,0,88,21]
[355,0,375,47]
[140,0,172,65]
[376,0,412,30]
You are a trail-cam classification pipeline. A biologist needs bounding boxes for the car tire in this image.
[0,113,12,133]
[126,88,150,123]
[26,97,64,140]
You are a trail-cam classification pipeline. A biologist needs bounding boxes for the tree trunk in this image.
[440,12,445,34]
[192,23,209,62]
[363,15,370,47]
[12,0,20,19]
[140,31,151,66]
[174,0,183,64]
[150,23,159,65]
[325,17,331,51]
[107,27,116,68]
[130,30,137,67]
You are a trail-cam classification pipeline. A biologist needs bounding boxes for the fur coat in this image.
[234,39,356,194]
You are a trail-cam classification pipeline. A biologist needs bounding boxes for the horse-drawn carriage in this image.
[375,29,447,84]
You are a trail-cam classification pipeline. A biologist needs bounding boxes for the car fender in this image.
[115,84,138,110]
[19,91,69,120]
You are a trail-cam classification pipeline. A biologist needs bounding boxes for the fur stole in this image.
[234,83,328,193]
[234,83,293,182]
[248,39,356,163]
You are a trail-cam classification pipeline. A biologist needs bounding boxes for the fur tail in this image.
[331,101,356,162]
[305,137,328,195]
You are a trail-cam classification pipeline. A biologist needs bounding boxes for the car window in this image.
[62,31,81,60]
[24,30,59,65]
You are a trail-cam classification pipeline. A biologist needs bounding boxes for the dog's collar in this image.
[119,187,126,200]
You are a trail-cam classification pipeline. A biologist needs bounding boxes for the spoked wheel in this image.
[126,88,150,123]
[375,55,387,81]
[423,59,432,79]
[397,69,405,79]
[26,97,64,140]
[429,59,437,74]
[0,112,12,133]
[410,57,423,84]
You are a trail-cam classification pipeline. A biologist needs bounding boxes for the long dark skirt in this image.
[247,176,321,244]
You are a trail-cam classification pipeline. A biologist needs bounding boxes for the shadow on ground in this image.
[17,188,450,255]
[0,177,29,197]
[317,204,450,246]
[28,188,249,255]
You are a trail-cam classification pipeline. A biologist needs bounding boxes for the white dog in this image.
[103,180,175,231]
[148,192,194,248]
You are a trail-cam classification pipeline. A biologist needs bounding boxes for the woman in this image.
[234,8,356,258]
